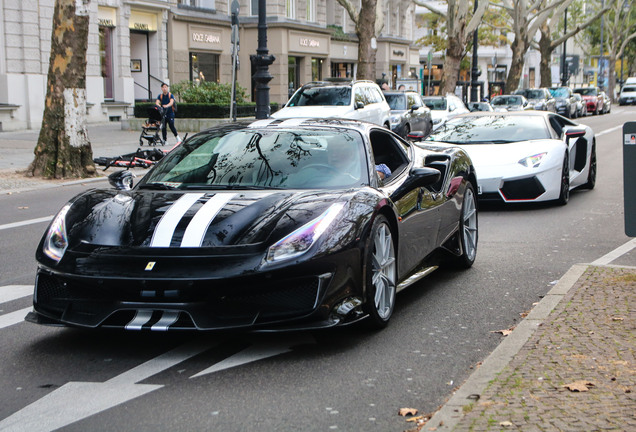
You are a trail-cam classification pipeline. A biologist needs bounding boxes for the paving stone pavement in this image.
[426,265,635,432]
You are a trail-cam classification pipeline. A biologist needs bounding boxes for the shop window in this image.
[250,0,258,16]
[288,56,302,99]
[99,26,114,100]
[312,58,323,81]
[331,62,354,79]
[190,52,220,84]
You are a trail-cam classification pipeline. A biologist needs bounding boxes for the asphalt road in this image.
[0,108,634,431]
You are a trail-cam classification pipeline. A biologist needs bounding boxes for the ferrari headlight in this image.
[43,203,72,262]
[266,202,345,263]
[519,152,547,168]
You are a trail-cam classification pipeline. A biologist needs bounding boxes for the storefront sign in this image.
[330,41,357,61]
[189,26,223,50]
[289,31,329,55]
[129,10,156,32]
[98,6,117,27]
[389,44,408,62]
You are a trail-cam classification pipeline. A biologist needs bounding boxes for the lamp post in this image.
[470,0,479,102]
[250,0,275,119]
[598,0,605,89]
[560,7,568,86]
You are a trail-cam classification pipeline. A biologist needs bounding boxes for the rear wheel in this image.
[363,215,397,329]
[451,183,478,268]
[556,153,570,205]
[581,144,596,190]
[403,124,411,139]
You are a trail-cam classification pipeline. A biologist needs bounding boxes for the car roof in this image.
[300,80,378,89]
[202,117,389,135]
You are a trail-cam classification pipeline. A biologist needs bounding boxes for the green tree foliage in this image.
[170,81,249,105]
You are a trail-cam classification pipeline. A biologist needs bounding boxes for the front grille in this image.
[36,274,70,302]
[500,177,545,200]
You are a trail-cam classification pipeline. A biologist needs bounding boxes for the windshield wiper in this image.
[138,182,179,190]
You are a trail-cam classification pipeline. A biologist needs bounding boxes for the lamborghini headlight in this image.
[266,202,345,263]
[518,152,547,168]
[43,203,72,262]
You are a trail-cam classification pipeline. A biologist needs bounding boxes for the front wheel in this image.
[363,215,397,329]
[556,152,570,205]
[452,183,478,268]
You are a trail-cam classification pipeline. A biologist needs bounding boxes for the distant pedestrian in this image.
[381,82,390,91]
[397,84,405,91]
[156,83,182,144]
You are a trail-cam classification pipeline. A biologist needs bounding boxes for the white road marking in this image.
[0,285,32,303]
[592,238,636,266]
[0,340,213,432]
[0,307,31,329]
[0,216,53,231]
[191,334,315,378]
[595,125,623,137]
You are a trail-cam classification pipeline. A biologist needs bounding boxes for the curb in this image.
[424,263,589,431]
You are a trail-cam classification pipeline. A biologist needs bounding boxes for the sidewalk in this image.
[0,122,163,193]
[422,262,635,431]
[2,123,635,432]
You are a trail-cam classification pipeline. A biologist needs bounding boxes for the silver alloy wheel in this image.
[462,187,478,261]
[371,223,396,320]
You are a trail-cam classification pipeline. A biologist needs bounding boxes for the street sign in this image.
[624,122,636,236]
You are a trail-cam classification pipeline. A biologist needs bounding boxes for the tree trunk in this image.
[608,53,617,102]
[29,0,95,179]
[506,37,527,92]
[441,36,464,95]
[356,0,378,80]
[539,25,554,88]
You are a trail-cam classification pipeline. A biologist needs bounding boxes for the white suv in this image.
[272,80,391,128]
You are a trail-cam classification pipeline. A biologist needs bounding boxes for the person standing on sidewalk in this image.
[156,83,182,144]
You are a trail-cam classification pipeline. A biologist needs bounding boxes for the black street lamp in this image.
[250,0,275,119]
[560,7,569,86]
[470,0,479,102]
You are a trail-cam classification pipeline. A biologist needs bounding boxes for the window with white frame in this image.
[179,0,215,9]
[286,0,295,18]
[306,0,315,21]
[250,0,258,16]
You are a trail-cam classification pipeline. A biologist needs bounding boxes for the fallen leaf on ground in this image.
[406,415,423,422]
[399,407,418,416]
[491,327,515,336]
[500,420,513,427]
[18,206,29,209]
[563,380,595,392]
[612,317,624,321]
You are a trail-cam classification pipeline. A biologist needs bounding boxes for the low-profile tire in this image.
[581,143,596,190]
[451,183,478,269]
[556,152,570,206]
[403,124,410,139]
[363,215,397,329]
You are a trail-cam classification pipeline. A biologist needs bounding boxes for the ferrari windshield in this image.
[141,128,369,189]
[425,115,551,144]
[287,86,352,107]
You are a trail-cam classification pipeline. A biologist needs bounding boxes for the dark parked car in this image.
[27,119,478,332]
[573,87,604,115]
[384,90,433,138]
[490,94,532,111]
[514,88,556,112]
[549,87,578,118]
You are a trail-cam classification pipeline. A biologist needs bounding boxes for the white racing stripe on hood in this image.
[150,193,204,247]
[180,193,236,247]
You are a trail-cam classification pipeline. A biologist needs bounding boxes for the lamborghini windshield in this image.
[425,115,551,144]
[140,128,369,189]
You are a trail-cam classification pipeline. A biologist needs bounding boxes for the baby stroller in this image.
[139,106,166,146]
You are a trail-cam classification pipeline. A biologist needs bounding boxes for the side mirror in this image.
[390,167,441,201]
[108,170,135,190]
[406,130,425,142]
[564,127,586,141]
[355,101,364,110]
[410,104,418,112]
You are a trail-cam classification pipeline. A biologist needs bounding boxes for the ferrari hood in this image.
[63,189,346,249]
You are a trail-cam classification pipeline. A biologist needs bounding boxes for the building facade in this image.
[0,0,419,131]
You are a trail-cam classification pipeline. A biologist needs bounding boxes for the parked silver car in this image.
[549,87,577,118]
[422,94,470,129]
[573,93,587,117]
[384,91,433,138]
[514,88,556,112]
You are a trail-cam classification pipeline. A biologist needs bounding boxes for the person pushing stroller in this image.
[156,83,182,145]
